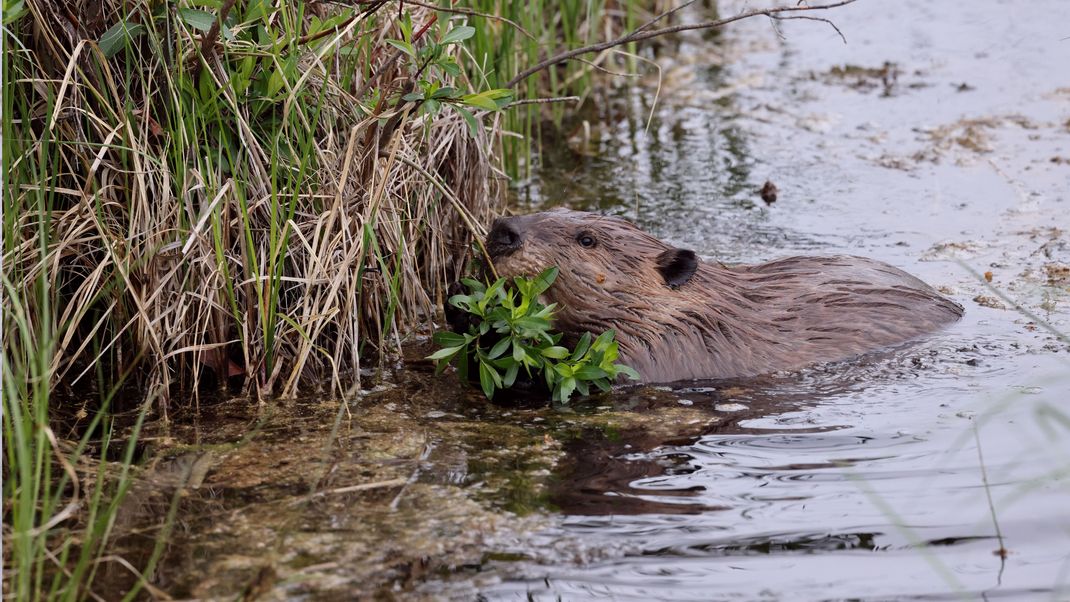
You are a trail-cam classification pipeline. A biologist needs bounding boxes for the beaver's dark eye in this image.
[577,233,596,248]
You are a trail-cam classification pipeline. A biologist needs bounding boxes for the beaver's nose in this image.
[487,218,522,258]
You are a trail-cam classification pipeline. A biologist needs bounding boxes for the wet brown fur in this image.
[489,209,963,383]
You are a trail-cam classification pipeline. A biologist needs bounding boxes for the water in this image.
[102,1,1069,599]
[444,0,1070,599]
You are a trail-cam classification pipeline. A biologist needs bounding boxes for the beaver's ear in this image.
[655,248,698,288]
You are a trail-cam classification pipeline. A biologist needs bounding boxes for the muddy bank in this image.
[100,360,793,598]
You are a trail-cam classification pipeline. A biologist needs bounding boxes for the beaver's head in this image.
[486,209,699,321]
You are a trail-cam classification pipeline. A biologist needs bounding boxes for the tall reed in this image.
[462,0,645,176]
[3,0,502,407]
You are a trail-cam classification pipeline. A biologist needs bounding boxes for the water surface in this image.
[450,0,1070,599]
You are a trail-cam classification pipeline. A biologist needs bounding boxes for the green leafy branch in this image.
[386,16,513,134]
[429,267,639,402]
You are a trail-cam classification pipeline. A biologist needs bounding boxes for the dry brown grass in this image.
[5,0,502,409]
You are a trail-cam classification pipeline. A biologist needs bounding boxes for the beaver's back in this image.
[623,255,964,383]
[735,255,963,367]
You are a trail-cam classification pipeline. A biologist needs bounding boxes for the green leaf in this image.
[245,0,270,22]
[431,86,458,99]
[3,0,26,25]
[421,99,441,115]
[540,346,569,359]
[556,377,577,402]
[600,340,620,364]
[592,329,616,350]
[451,107,481,137]
[503,364,519,387]
[99,21,145,58]
[570,332,592,361]
[545,364,557,390]
[483,88,514,100]
[460,93,498,111]
[511,342,526,363]
[460,277,485,293]
[478,362,496,399]
[427,346,462,361]
[440,60,462,77]
[616,365,641,381]
[402,92,424,102]
[574,365,609,381]
[530,266,559,296]
[457,349,469,381]
[386,39,416,59]
[533,303,557,319]
[488,337,511,360]
[179,8,217,32]
[514,316,551,332]
[433,331,468,347]
[484,277,507,302]
[440,25,475,45]
[447,295,473,315]
[576,380,590,397]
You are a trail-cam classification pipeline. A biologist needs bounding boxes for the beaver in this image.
[482,208,963,383]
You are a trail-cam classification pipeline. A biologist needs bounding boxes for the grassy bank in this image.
[2,0,656,598]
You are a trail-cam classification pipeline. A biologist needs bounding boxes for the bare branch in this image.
[770,14,847,44]
[504,0,858,89]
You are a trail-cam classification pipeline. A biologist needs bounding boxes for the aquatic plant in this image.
[430,267,639,401]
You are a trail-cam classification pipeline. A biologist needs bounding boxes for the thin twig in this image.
[973,422,1009,564]
[289,478,409,504]
[634,0,700,34]
[573,56,642,79]
[771,14,847,44]
[401,0,536,40]
[297,0,390,45]
[504,0,858,89]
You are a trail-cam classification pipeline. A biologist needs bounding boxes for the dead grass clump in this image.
[5,0,502,408]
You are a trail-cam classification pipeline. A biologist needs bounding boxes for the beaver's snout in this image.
[487,218,522,258]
